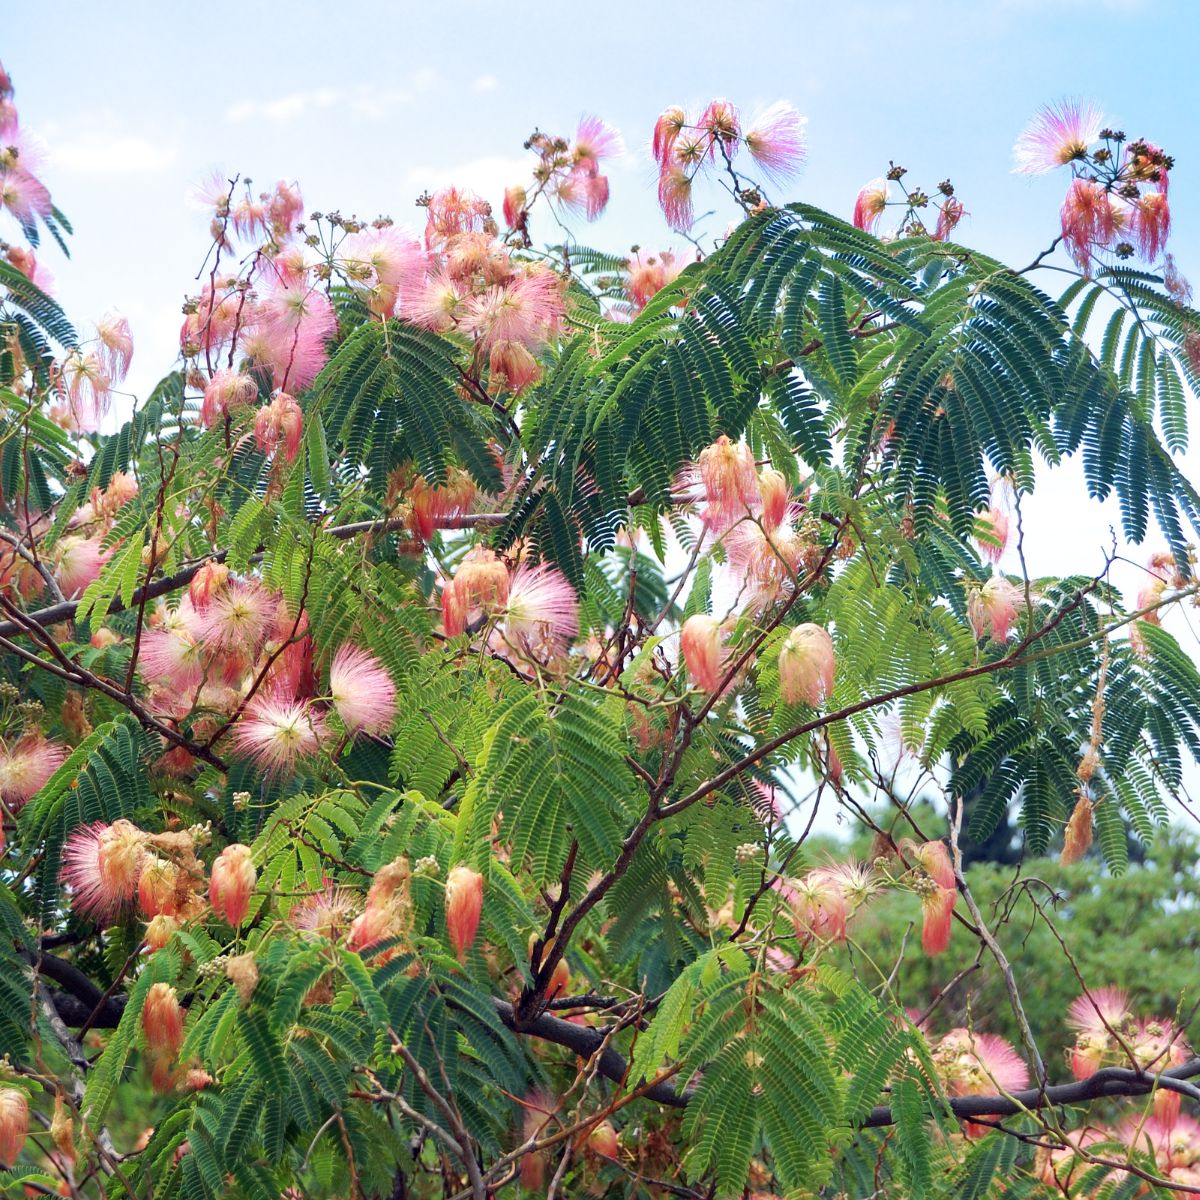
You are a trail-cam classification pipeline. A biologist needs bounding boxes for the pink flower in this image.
[853,179,890,233]
[778,623,835,706]
[573,116,623,171]
[657,165,695,232]
[137,855,178,918]
[338,225,425,318]
[230,195,267,242]
[291,881,358,940]
[696,435,759,529]
[329,644,397,736]
[699,99,740,158]
[652,106,687,168]
[231,693,326,774]
[54,535,109,598]
[405,469,478,541]
[757,467,790,531]
[58,349,113,428]
[201,369,258,429]
[248,282,335,391]
[137,625,204,692]
[488,340,542,394]
[1060,177,1117,272]
[626,249,686,312]
[197,579,275,656]
[973,507,1009,563]
[1067,987,1131,1037]
[0,1088,28,1168]
[441,546,510,636]
[4,244,54,293]
[502,185,527,229]
[1013,99,1103,175]
[463,267,564,351]
[143,982,185,1058]
[0,162,52,227]
[725,519,805,612]
[180,277,242,357]
[61,819,147,922]
[743,102,807,182]
[253,392,304,463]
[445,864,484,961]
[209,844,256,927]
[680,614,725,694]
[934,197,966,242]
[968,574,1021,642]
[502,564,580,655]
[783,869,849,943]
[0,734,66,811]
[1131,191,1170,260]
[95,313,134,383]
[935,1028,1029,1136]
[423,186,492,248]
[406,268,466,333]
[266,179,304,241]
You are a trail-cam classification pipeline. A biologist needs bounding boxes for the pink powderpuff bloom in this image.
[58,349,113,429]
[680,614,725,694]
[54,535,109,598]
[230,194,268,242]
[968,574,1022,642]
[1060,177,1117,272]
[1131,191,1170,261]
[699,98,740,158]
[0,161,52,227]
[934,197,966,242]
[263,602,316,700]
[1067,986,1131,1038]
[757,467,790,532]
[935,1028,1030,1137]
[502,185,527,229]
[657,165,695,232]
[444,864,484,961]
[266,179,304,241]
[652,106,687,168]
[200,368,259,429]
[488,340,542,395]
[180,277,242,357]
[783,869,849,943]
[464,267,564,351]
[973,507,1009,563]
[441,546,510,636]
[920,883,956,956]
[0,1087,27,1168]
[197,579,275,657]
[61,819,147,922]
[778,623,835,706]
[250,282,336,392]
[95,313,133,383]
[209,843,256,927]
[725,519,805,612]
[338,225,425,318]
[572,116,623,171]
[143,982,185,1058]
[292,880,359,940]
[697,435,759,529]
[626,249,686,312]
[254,392,304,463]
[743,102,807,182]
[232,693,325,774]
[0,734,67,811]
[329,644,397,736]
[423,186,492,248]
[853,179,890,233]
[503,563,580,654]
[1013,99,1103,175]
[902,838,957,955]
[405,469,478,541]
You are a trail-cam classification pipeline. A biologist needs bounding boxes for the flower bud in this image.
[144,914,179,951]
[142,982,185,1058]
[188,560,230,610]
[1061,795,1094,866]
[138,855,178,918]
[680,614,723,693]
[50,1095,75,1164]
[209,844,256,927]
[225,953,259,1005]
[445,865,484,961]
[585,1119,619,1158]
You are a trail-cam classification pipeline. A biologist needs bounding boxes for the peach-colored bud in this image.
[0,1088,28,1167]
[529,933,570,1000]
[144,914,180,951]
[757,467,789,531]
[188,561,230,610]
[697,435,759,528]
[778,623,835,706]
[90,627,121,649]
[209,844,256,927]
[137,855,178,918]
[1061,795,1094,866]
[182,1069,214,1093]
[225,953,259,1005]
[585,1119,619,1158]
[441,547,511,635]
[445,865,484,962]
[50,1095,75,1164]
[142,982,185,1058]
[97,819,147,903]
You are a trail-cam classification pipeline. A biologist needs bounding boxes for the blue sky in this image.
[5,0,1200,598]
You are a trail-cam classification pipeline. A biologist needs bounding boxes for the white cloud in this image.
[44,115,178,175]
[226,72,438,124]
[471,74,499,94]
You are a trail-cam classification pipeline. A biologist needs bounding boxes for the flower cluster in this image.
[502,116,622,241]
[1013,99,1174,272]
[852,166,966,242]
[0,60,53,249]
[930,1027,1030,1138]
[652,99,806,231]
